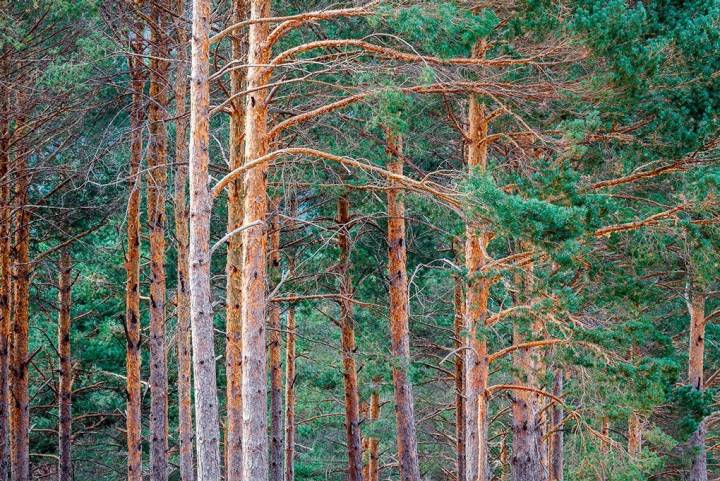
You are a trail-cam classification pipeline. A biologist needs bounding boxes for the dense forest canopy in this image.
[0,0,718,480]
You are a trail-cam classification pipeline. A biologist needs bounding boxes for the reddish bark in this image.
[687,291,707,481]
[124,20,145,481]
[549,370,563,481]
[0,78,10,481]
[337,195,364,481]
[386,132,421,481]
[225,1,247,479]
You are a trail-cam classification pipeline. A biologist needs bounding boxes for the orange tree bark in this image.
[386,132,421,481]
[464,90,490,481]
[628,412,641,456]
[687,290,707,481]
[58,251,73,481]
[0,79,10,481]
[11,117,30,481]
[225,1,246,478]
[364,388,381,481]
[124,19,145,481]
[147,2,171,479]
[241,0,272,478]
[172,2,194,478]
[189,0,222,478]
[337,195,364,481]
[269,200,284,481]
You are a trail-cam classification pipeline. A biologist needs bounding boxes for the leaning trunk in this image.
[58,251,73,481]
[188,0,222,478]
[687,291,707,481]
[338,195,364,481]
[386,132,421,481]
[173,2,194,478]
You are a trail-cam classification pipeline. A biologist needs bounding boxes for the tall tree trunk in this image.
[627,412,641,456]
[11,117,30,481]
[600,417,610,454]
[386,132,421,481]
[125,22,145,481]
[284,302,296,481]
[337,195,364,481]
[225,0,247,478]
[464,85,490,481]
[0,81,10,481]
[173,2,194,478]
[269,200,284,481]
[147,2,171,478]
[58,251,73,481]
[549,370,563,481]
[189,0,222,478]
[453,266,465,481]
[241,0,271,478]
[687,291,707,481]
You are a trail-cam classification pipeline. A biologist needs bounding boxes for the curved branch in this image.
[488,339,566,364]
[211,147,461,209]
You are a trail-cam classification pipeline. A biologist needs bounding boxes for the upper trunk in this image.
[549,370,563,481]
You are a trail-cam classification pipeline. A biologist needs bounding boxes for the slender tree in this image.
[549,370,563,481]
[386,131,421,481]
[57,250,73,481]
[337,194,364,481]
[269,199,284,481]
[125,12,145,481]
[173,1,194,478]
[189,0,222,478]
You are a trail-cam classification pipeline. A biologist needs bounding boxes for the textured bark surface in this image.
[189,0,222,478]
[453,272,465,481]
[549,371,563,481]
[687,292,707,481]
[386,133,421,481]
[464,86,490,481]
[269,201,284,481]
[0,86,10,481]
[173,2,194,478]
[147,3,171,478]
[225,1,247,478]
[284,302,296,481]
[600,417,610,454]
[58,251,73,481]
[337,196,364,481]
[11,120,30,481]
[627,412,641,456]
[241,0,271,478]
[125,25,145,481]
